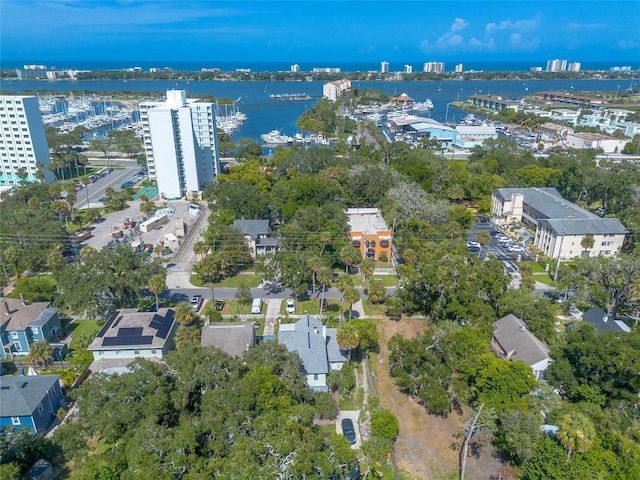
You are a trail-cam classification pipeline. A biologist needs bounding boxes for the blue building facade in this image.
[0,298,61,359]
[0,374,64,433]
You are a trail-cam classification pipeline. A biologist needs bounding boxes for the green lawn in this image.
[527,261,549,273]
[351,274,397,287]
[363,300,387,316]
[190,273,261,288]
[533,273,555,286]
[67,319,102,350]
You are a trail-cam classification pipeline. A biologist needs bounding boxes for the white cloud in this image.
[485,15,540,32]
[618,40,640,49]
[451,18,468,33]
[565,22,607,30]
[508,33,540,50]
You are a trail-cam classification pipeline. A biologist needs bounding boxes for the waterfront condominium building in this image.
[139,90,221,200]
[423,62,445,73]
[380,61,389,73]
[290,64,300,73]
[567,62,581,72]
[546,59,567,72]
[455,63,464,73]
[0,95,53,190]
[404,65,413,74]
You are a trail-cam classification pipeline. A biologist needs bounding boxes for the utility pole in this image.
[553,227,567,282]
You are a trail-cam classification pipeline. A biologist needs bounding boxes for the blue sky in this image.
[2,1,639,64]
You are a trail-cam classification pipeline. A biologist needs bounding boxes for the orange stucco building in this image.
[346,208,393,260]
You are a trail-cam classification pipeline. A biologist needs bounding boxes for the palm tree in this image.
[316,265,333,317]
[47,251,66,271]
[340,245,361,274]
[343,286,361,321]
[335,274,353,308]
[148,273,167,311]
[556,413,596,462]
[402,248,418,265]
[476,230,491,258]
[307,255,324,294]
[174,302,196,325]
[51,200,69,222]
[28,341,53,369]
[581,235,595,254]
[359,258,374,281]
[193,241,209,261]
[367,280,386,304]
[336,323,360,364]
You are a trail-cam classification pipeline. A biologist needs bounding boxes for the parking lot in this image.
[77,200,201,254]
[468,220,533,263]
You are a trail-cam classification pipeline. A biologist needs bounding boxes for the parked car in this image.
[508,244,525,252]
[466,241,480,249]
[190,295,202,312]
[319,298,328,312]
[214,300,224,311]
[341,418,356,445]
[286,299,295,314]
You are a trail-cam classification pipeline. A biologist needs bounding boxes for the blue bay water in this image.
[2,78,634,142]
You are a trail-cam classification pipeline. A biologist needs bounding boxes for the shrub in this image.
[378,252,388,262]
[327,364,356,395]
[371,407,399,441]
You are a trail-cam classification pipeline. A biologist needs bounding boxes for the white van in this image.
[251,298,262,314]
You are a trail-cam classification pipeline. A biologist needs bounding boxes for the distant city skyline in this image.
[1,1,639,64]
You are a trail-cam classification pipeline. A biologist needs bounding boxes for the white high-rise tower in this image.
[139,90,221,199]
[0,95,53,190]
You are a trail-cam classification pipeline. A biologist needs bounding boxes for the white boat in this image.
[261,130,293,145]
[410,99,433,112]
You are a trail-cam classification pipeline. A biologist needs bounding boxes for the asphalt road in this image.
[73,159,141,209]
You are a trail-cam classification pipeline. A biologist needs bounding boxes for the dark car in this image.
[341,418,356,445]
[214,300,224,311]
[319,298,328,312]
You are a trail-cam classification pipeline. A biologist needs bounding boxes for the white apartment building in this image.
[139,90,221,199]
[492,188,627,259]
[290,64,300,73]
[455,63,464,73]
[404,65,413,74]
[546,59,567,72]
[0,96,53,190]
[381,61,389,73]
[322,79,351,102]
[567,62,581,72]
[423,62,445,73]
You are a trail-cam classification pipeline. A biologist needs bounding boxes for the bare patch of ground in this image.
[372,318,507,480]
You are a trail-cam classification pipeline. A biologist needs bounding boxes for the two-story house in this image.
[279,315,347,391]
[233,219,278,258]
[0,296,62,360]
[0,374,64,433]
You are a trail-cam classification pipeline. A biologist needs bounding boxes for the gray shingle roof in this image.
[0,374,60,417]
[278,316,329,375]
[539,218,628,235]
[201,321,256,357]
[232,219,270,239]
[88,308,176,351]
[0,298,53,331]
[325,328,348,364]
[581,306,628,333]
[495,187,594,221]
[492,315,551,367]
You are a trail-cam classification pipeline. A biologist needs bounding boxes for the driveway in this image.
[263,299,282,337]
[336,410,361,449]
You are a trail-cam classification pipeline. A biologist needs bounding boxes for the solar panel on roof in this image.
[102,335,154,346]
[155,320,172,339]
[118,327,143,337]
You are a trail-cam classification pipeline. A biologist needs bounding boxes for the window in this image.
[313,374,318,380]
[98,350,104,356]
[115,350,122,357]
[14,342,22,352]
[11,417,20,426]
[151,349,157,354]
[38,403,43,413]
[134,350,140,355]
[31,327,39,335]
[380,240,390,247]
[600,250,612,255]
[11,331,18,339]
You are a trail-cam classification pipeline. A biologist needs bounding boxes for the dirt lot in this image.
[372,318,506,480]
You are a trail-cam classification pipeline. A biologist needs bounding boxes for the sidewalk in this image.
[166,271,198,289]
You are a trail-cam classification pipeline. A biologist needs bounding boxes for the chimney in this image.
[519,325,527,332]
[20,293,26,305]
[2,301,9,315]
